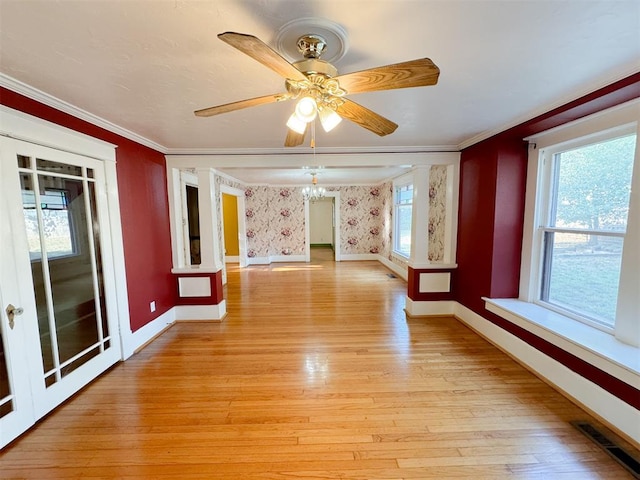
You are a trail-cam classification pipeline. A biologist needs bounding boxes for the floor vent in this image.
[386,273,397,278]
[571,421,640,478]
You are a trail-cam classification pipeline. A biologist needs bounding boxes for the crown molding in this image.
[456,68,640,151]
[6,68,634,157]
[164,144,460,156]
[0,73,459,156]
[0,73,168,154]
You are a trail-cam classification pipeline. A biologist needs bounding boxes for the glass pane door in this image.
[18,157,112,388]
[1,138,122,447]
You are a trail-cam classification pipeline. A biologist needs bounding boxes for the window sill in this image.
[483,298,639,387]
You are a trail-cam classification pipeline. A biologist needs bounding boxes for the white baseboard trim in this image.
[224,256,239,263]
[454,302,640,444]
[341,253,379,261]
[378,255,408,280]
[121,300,227,359]
[270,255,306,263]
[122,307,176,359]
[175,300,227,321]
[247,255,307,265]
[405,297,456,316]
[247,256,271,265]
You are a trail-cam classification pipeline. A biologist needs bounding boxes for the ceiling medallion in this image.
[275,17,349,64]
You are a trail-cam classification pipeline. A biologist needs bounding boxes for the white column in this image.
[409,166,430,268]
[196,168,223,272]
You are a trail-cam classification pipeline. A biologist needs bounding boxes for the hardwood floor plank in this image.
[0,250,633,479]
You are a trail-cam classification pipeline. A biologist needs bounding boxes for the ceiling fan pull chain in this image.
[310,121,316,149]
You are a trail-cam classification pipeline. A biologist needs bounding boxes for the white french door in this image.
[0,137,122,448]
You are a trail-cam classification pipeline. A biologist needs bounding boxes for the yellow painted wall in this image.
[222,193,239,256]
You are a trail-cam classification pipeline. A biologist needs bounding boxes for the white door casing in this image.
[0,106,129,448]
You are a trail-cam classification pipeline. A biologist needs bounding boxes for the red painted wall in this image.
[455,73,640,406]
[490,139,528,298]
[1,87,177,331]
[455,140,499,311]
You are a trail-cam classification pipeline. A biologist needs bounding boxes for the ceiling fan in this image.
[194,30,440,147]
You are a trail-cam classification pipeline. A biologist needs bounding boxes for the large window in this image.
[394,183,413,257]
[534,128,636,331]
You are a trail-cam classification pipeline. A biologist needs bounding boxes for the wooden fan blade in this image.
[284,126,307,147]
[218,32,308,82]
[335,58,440,94]
[194,93,289,117]
[335,100,398,136]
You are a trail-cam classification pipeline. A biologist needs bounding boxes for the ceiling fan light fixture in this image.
[319,106,342,132]
[295,96,317,122]
[286,112,307,134]
[196,31,440,147]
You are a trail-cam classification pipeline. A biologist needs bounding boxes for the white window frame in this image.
[517,100,639,348]
[533,127,635,332]
[483,101,639,445]
[393,177,413,258]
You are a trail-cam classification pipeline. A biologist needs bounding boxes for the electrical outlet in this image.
[150,301,156,312]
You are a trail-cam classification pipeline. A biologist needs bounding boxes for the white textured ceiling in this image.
[1,0,638,185]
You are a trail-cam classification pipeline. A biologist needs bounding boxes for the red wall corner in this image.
[1,87,177,332]
[454,73,640,406]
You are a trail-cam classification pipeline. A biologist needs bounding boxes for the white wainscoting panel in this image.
[418,272,451,292]
[178,277,211,297]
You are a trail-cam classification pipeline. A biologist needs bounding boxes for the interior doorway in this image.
[221,193,240,263]
[219,184,247,286]
[305,191,340,262]
[0,136,123,448]
[310,245,335,263]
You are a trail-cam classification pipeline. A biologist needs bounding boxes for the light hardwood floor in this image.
[1,247,634,479]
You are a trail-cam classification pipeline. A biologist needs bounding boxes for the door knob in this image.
[5,304,24,330]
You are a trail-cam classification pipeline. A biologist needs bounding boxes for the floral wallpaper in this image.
[428,165,447,262]
[340,185,387,255]
[210,166,449,265]
[244,186,305,259]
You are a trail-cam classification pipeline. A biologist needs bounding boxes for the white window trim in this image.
[533,125,635,332]
[392,173,413,259]
[179,170,199,268]
[484,298,639,384]
[487,99,639,379]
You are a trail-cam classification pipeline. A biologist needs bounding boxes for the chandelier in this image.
[300,121,326,202]
[302,172,326,202]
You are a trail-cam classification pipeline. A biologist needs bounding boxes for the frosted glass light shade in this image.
[286,113,306,134]
[295,97,317,122]
[319,107,342,132]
